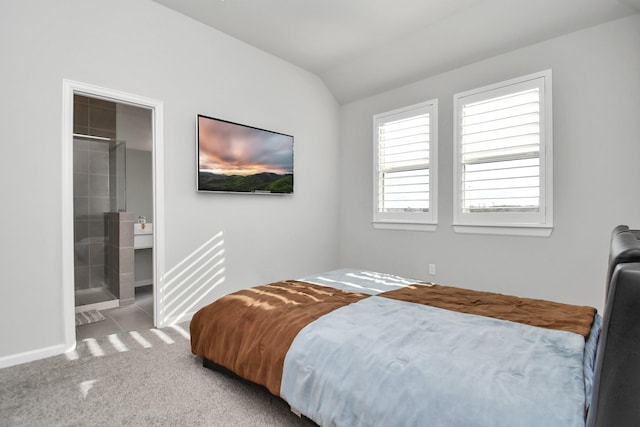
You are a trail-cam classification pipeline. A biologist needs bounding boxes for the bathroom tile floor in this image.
[75,287,117,307]
[76,285,154,341]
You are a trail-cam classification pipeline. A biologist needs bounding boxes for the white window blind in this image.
[454,71,552,234]
[379,114,430,212]
[461,88,540,212]
[373,100,437,230]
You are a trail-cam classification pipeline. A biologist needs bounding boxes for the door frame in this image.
[61,80,166,351]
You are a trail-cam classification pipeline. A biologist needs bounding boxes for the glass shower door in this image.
[73,136,126,309]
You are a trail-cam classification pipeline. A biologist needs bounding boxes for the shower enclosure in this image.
[73,135,126,309]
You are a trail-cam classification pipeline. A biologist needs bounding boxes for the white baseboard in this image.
[162,311,195,328]
[0,343,68,369]
[75,299,119,313]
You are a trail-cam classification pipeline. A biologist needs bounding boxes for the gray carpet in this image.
[0,323,315,426]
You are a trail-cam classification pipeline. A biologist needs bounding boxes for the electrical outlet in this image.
[428,264,436,275]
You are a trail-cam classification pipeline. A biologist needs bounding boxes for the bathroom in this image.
[73,95,154,338]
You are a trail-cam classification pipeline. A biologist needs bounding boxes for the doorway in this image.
[62,80,165,350]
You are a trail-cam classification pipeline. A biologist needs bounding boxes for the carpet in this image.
[0,323,315,427]
[75,310,105,327]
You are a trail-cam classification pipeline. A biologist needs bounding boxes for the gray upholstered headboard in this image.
[587,225,640,427]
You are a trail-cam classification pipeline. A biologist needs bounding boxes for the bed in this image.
[190,225,640,427]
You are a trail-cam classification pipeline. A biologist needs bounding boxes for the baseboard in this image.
[162,311,195,327]
[0,343,67,369]
[75,299,119,313]
[120,297,135,306]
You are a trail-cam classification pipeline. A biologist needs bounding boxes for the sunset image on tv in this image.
[197,115,294,193]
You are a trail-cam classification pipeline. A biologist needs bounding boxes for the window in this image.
[373,100,437,231]
[453,71,552,236]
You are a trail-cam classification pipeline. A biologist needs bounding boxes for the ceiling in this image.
[152,0,640,104]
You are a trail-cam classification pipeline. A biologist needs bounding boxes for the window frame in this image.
[453,70,553,237]
[372,99,438,232]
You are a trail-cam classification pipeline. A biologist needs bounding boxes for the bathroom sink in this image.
[134,223,153,235]
[134,223,153,249]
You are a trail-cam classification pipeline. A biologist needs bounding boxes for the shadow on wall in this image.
[162,231,226,324]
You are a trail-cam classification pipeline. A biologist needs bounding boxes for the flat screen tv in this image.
[197,114,294,194]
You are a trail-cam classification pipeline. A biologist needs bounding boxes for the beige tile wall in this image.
[105,212,135,305]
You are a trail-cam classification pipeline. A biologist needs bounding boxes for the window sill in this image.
[373,221,437,232]
[453,224,552,237]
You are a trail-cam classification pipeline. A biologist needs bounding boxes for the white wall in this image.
[126,148,154,286]
[338,15,640,312]
[118,104,154,287]
[125,149,153,223]
[118,103,153,222]
[0,0,339,363]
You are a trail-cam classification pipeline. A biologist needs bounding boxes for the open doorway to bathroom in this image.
[71,95,156,340]
[60,79,165,351]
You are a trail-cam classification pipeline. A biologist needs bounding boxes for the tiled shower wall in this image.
[74,95,117,139]
[73,96,116,293]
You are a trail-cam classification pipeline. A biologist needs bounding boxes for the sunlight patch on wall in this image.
[162,231,226,324]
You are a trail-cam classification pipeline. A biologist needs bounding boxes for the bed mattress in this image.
[191,269,599,427]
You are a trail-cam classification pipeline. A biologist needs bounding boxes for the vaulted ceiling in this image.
[153,0,640,104]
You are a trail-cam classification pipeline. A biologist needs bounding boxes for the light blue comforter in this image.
[281,295,588,427]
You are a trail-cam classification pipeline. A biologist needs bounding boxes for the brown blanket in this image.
[190,280,368,396]
[191,279,597,397]
[381,284,596,337]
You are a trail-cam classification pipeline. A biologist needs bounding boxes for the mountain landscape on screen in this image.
[198,171,293,193]
[197,115,294,194]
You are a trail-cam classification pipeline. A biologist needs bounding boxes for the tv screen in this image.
[197,114,294,194]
